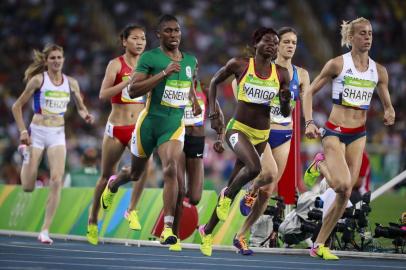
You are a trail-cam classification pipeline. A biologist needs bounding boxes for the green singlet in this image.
[131,47,197,157]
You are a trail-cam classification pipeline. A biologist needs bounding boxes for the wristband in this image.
[305,120,315,128]
[162,70,167,76]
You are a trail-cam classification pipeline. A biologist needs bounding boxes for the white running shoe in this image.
[38,230,53,245]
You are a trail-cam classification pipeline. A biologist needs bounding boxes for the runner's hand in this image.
[20,131,31,146]
[210,117,224,135]
[305,122,320,139]
[163,62,181,76]
[84,113,95,124]
[279,88,291,102]
[192,100,202,116]
[213,132,225,153]
[383,107,395,126]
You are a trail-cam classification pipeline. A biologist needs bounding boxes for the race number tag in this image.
[43,90,70,114]
[341,76,375,109]
[241,76,279,105]
[184,100,205,126]
[161,80,191,108]
[121,75,144,103]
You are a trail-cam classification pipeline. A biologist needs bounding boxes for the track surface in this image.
[0,235,405,270]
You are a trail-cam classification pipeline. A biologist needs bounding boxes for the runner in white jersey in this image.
[302,18,395,260]
[11,44,94,244]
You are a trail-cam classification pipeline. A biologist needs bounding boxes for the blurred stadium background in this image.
[0,0,405,196]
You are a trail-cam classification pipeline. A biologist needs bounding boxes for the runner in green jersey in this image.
[100,14,200,246]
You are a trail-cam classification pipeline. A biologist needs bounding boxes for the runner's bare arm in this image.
[69,77,94,124]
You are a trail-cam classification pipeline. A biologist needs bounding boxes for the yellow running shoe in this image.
[304,153,324,189]
[100,177,117,212]
[124,209,141,230]
[169,238,182,252]
[310,244,339,260]
[216,187,232,221]
[160,227,177,245]
[86,224,98,245]
[198,225,213,256]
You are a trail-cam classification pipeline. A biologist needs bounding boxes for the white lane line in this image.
[0,260,166,270]
[1,250,405,270]
[1,230,404,260]
[0,258,335,270]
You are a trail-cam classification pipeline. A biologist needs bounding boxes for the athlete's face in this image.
[350,22,373,52]
[46,50,64,72]
[256,33,279,59]
[278,32,297,59]
[158,20,181,50]
[124,28,146,56]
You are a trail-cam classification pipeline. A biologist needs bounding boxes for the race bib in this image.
[43,90,70,114]
[341,76,376,109]
[161,80,191,108]
[120,75,144,103]
[184,100,205,126]
[240,76,279,105]
[270,92,295,124]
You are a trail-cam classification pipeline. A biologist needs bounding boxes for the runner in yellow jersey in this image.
[198,27,291,256]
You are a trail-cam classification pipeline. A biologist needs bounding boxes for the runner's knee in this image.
[259,168,278,185]
[162,160,177,180]
[49,178,63,190]
[333,181,352,198]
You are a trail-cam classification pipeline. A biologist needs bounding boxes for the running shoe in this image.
[198,225,213,256]
[310,244,339,260]
[124,209,141,231]
[304,153,325,189]
[169,238,182,252]
[100,176,117,211]
[86,224,98,245]
[38,230,53,245]
[216,187,232,221]
[160,227,177,245]
[239,191,257,216]
[233,234,254,255]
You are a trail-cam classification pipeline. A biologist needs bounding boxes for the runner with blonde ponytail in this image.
[303,17,395,260]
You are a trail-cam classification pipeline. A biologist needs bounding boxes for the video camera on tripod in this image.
[249,196,286,248]
[263,195,285,235]
[296,191,372,251]
[374,212,406,253]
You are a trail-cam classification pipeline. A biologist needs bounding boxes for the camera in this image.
[306,192,372,251]
[374,219,406,253]
[307,208,323,221]
[374,223,406,238]
[255,196,285,247]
